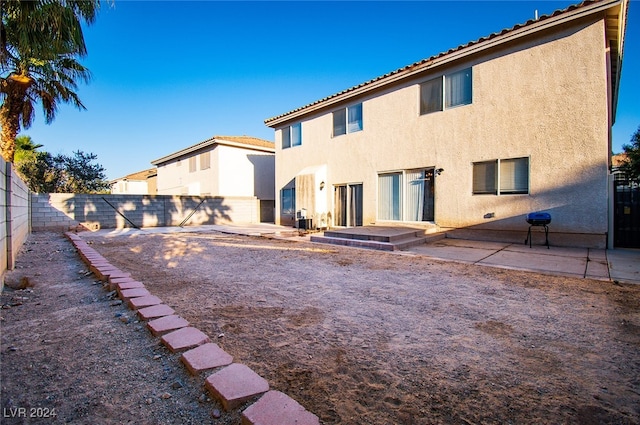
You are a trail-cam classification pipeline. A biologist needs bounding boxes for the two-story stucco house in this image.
[265,0,628,248]
[110,168,157,195]
[151,135,276,222]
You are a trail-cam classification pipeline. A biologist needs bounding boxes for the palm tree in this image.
[1,0,98,67]
[14,134,43,163]
[0,0,98,163]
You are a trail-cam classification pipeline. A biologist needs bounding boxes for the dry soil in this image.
[1,229,639,425]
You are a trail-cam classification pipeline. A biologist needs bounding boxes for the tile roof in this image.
[612,153,629,167]
[111,168,157,182]
[264,0,623,127]
[150,135,274,165]
[214,135,275,149]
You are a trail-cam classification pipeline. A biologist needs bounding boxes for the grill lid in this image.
[526,212,551,225]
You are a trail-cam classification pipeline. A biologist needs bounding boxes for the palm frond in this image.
[20,97,34,128]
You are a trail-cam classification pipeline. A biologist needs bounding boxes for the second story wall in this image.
[156,149,216,196]
[216,146,275,200]
[274,16,611,240]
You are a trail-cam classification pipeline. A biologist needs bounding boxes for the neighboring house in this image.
[265,0,628,248]
[110,168,157,195]
[150,135,275,222]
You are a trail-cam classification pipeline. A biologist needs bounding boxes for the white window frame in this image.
[377,168,435,222]
[420,67,472,115]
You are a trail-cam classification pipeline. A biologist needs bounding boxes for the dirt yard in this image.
[2,229,639,424]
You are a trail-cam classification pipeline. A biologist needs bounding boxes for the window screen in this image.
[473,160,497,194]
[500,157,529,194]
[333,109,346,136]
[420,78,443,115]
[445,68,472,108]
[347,104,363,133]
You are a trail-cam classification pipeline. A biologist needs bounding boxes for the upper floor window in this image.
[333,103,363,136]
[282,122,302,149]
[473,157,529,195]
[420,67,472,115]
[200,151,211,170]
[189,156,197,173]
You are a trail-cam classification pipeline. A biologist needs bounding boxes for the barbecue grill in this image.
[525,212,551,248]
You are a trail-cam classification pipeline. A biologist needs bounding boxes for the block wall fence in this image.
[30,193,262,231]
[3,172,262,290]
[1,158,31,287]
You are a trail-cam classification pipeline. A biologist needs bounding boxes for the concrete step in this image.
[311,231,446,251]
[311,235,397,251]
[398,232,447,249]
[323,227,429,243]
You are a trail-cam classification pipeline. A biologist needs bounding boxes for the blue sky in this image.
[20,0,639,181]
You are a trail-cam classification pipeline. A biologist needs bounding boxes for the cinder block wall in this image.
[0,161,7,277]
[9,167,30,262]
[31,194,261,231]
[1,159,31,285]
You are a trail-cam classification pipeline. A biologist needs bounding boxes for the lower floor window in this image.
[378,169,434,222]
[281,188,295,214]
[473,157,529,195]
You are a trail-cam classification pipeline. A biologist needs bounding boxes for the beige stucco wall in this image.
[217,145,275,200]
[156,146,274,200]
[156,152,215,195]
[274,18,611,247]
[111,179,150,195]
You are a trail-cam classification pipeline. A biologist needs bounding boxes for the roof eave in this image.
[214,138,275,153]
[150,138,216,165]
[608,0,628,122]
[264,0,625,128]
[150,137,275,166]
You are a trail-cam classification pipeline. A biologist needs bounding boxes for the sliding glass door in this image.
[406,169,434,221]
[335,183,363,227]
[349,184,363,226]
[378,173,402,221]
[378,168,434,222]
